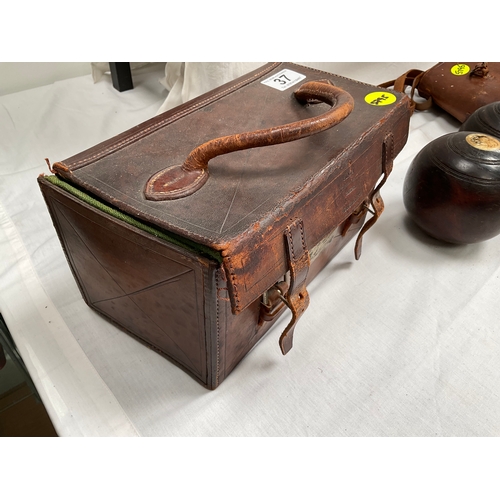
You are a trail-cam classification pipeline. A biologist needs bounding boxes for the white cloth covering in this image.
[1,62,500,437]
[157,62,266,113]
[157,62,429,112]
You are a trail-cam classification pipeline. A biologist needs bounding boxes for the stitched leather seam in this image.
[147,168,205,197]
[287,225,296,261]
[215,271,220,388]
[66,63,282,170]
[223,254,240,311]
[287,220,307,262]
[381,133,395,179]
[387,133,395,164]
[298,220,307,252]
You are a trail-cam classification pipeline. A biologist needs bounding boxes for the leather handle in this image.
[144,80,355,201]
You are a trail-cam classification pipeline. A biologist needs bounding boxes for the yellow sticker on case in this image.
[451,64,470,76]
[364,91,397,106]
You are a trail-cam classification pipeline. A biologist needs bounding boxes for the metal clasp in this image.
[259,273,290,324]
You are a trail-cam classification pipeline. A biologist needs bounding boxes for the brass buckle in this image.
[259,276,289,324]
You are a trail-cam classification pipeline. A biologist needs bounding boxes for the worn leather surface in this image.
[417,63,500,123]
[39,177,217,387]
[143,80,355,200]
[51,62,412,314]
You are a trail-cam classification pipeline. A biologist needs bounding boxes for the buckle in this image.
[258,219,310,355]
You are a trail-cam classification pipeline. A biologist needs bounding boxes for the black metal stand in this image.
[109,62,134,92]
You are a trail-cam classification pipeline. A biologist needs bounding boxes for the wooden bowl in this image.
[403,131,500,244]
[460,101,500,139]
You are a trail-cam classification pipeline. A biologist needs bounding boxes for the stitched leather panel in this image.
[39,178,216,385]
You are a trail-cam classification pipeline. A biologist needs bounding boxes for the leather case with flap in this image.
[38,62,411,388]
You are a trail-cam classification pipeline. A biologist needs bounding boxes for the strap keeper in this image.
[278,218,311,355]
[354,133,394,260]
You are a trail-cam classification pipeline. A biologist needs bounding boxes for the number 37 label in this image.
[261,69,306,91]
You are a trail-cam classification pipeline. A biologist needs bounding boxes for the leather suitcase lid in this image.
[51,62,411,313]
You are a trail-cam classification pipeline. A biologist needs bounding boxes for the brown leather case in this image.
[381,62,500,123]
[38,63,412,389]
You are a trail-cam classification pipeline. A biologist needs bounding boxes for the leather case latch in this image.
[259,218,310,355]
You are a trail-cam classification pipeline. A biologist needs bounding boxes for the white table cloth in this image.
[2,62,499,437]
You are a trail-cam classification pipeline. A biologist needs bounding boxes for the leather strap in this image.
[354,133,395,260]
[379,69,433,113]
[274,134,395,353]
[279,219,310,355]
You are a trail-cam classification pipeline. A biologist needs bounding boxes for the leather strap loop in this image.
[144,80,354,201]
[379,69,432,113]
[354,133,395,260]
[279,218,310,355]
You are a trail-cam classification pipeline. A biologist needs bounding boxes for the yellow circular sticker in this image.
[451,64,470,76]
[364,91,397,106]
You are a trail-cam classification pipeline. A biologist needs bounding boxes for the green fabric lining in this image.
[45,175,222,263]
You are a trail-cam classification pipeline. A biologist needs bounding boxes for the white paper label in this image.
[261,69,307,91]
